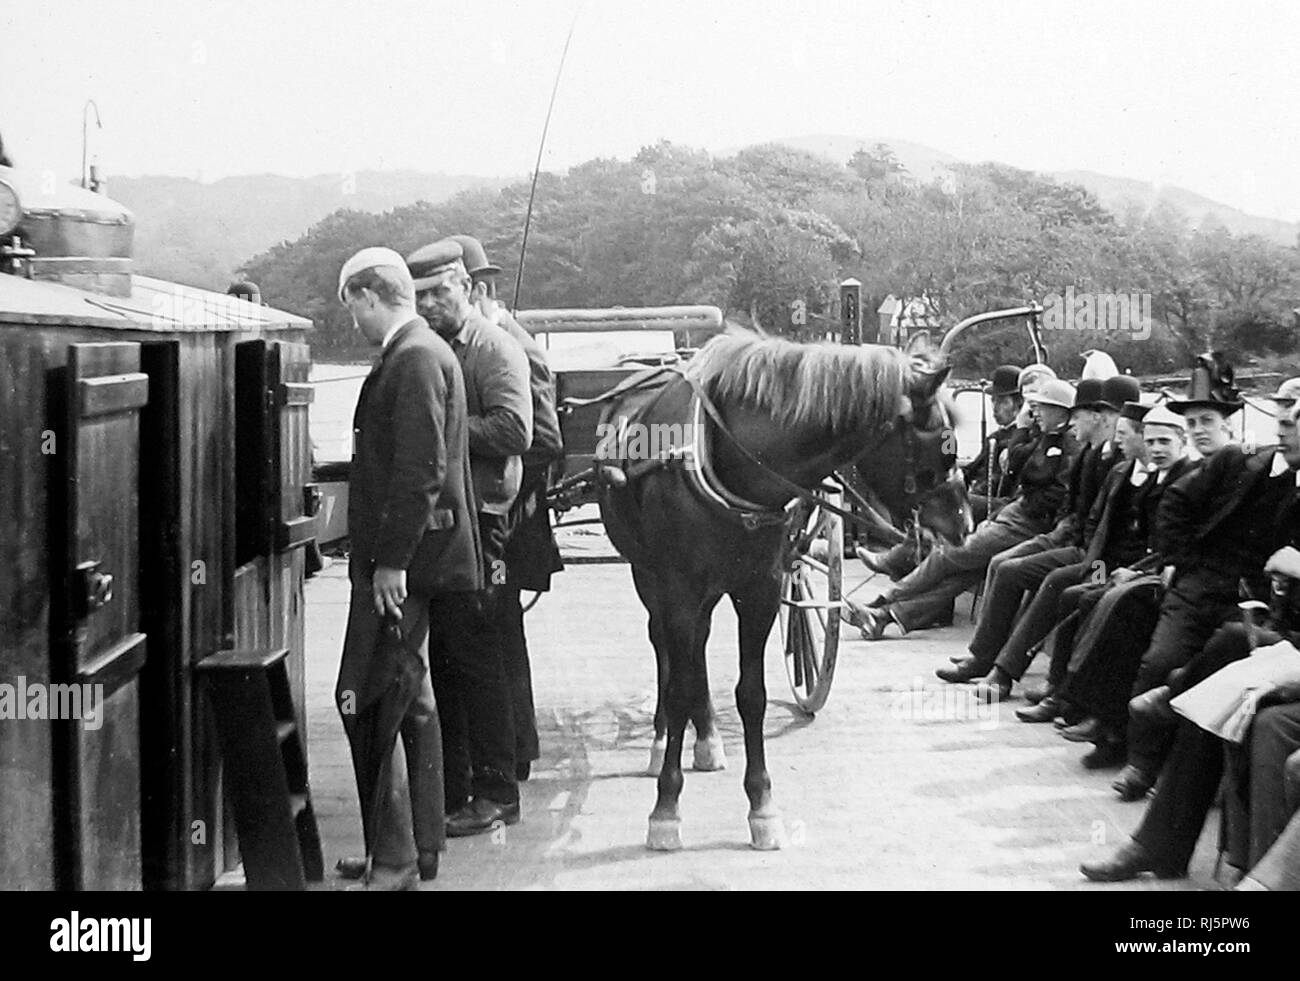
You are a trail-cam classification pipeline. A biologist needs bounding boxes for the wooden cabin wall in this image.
[0,327,56,889]
[0,320,311,892]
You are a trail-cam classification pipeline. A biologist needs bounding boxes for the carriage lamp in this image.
[840,278,862,345]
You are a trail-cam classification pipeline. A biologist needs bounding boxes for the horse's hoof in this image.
[692,732,728,772]
[645,737,667,777]
[646,817,683,851]
[748,812,787,851]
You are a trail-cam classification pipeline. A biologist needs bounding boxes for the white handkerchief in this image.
[1129,464,1149,487]
[1271,451,1289,477]
[1046,447,1062,457]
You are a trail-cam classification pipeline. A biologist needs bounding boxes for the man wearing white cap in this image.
[333,246,481,888]
[846,378,1076,641]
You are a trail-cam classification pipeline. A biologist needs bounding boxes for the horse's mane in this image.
[685,332,912,436]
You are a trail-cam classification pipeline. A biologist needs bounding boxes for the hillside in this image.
[109,169,506,291]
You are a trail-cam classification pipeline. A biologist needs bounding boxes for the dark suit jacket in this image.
[964,422,1016,495]
[1156,444,1289,575]
[1084,456,1195,568]
[349,318,482,594]
[1011,425,1072,523]
[498,309,562,466]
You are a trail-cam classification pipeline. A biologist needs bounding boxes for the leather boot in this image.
[1080,839,1182,882]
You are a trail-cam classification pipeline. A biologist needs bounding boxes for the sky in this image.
[2,0,1298,220]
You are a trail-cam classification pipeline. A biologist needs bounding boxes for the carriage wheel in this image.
[779,502,843,716]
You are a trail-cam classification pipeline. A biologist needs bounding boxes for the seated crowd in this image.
[846,354,1300,890]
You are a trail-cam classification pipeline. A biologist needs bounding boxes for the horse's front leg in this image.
[690,613,727,773]
[647,591,720,850]
[732,574,786,850]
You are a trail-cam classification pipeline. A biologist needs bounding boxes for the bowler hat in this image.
[446,235,501,278]
[1026,379,1075,410]
[1099,375,1141,412]
[986,365,1022,398]
[1070,378,1105,413]
[1270,377,1300,408]
[1167,352,1243,416]
[1142,405,1186,432]
[338,246,413,302]
[405,239,467,292]
[1120,401,1150,423]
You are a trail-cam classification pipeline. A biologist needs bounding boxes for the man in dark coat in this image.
[443,233,564,782]
[407,239,531,835]
[334,247,482,889]
[963,364,1023,523]
[1080,398,1300,882]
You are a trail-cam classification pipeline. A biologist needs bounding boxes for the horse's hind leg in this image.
[732,575,786,850]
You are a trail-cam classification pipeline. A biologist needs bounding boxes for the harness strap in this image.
[559,366,677,412]
[678,371,898,534]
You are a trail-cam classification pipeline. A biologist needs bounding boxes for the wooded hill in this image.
[238,141,1300,377]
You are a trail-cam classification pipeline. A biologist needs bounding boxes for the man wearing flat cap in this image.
[333,246,481,888]
[440,233,564,782]
[406,238,532,835]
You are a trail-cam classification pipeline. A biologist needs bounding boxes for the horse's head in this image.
[845,333,972,546]
[683,330,971,543]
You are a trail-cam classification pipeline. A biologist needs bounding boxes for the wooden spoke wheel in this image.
[779,499,843,716]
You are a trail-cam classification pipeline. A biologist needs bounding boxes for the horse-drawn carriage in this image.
[519,302,1048,718]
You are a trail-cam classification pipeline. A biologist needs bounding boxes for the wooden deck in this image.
[298,557,1224,891]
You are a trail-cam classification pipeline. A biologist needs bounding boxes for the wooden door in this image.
[58,342,149,889]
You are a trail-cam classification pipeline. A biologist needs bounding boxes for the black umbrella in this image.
[347,612,427,871]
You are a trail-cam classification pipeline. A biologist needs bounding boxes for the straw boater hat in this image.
[1167,352,1243,416]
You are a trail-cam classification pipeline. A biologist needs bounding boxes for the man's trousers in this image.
[337,577,444,870]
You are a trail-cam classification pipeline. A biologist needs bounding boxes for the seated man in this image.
[963,364,1024,524]
[937,375,1136,696]
[844,379,1076,641]
[1071,361,1291,801]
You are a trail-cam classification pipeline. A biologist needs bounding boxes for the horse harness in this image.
[555,366,941,539]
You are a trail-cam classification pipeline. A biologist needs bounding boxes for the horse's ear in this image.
[913,364,952,399]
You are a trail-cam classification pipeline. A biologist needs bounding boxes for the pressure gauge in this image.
[0,179,20,237]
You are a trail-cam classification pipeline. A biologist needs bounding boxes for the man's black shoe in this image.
[1080,839,1182,882]
[1060,716,1103,743]
[1016,694,1064,724]
[446,798,521,837]
[1081,739,1127,769]
[936,657,986,684]
[1112,764,1156,802]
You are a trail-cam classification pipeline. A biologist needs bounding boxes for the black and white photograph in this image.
[1,0,1297,948]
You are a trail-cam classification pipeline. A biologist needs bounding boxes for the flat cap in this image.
[1120,400,1151,423]
[337,246,412,302]
[1026,378,1075,410]
[1142,405,1186,432]
[406,239,467,291]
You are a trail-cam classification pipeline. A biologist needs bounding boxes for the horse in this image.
[596,330,957,850]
